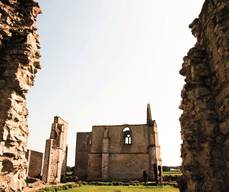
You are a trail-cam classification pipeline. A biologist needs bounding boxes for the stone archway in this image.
[0,0,41,191]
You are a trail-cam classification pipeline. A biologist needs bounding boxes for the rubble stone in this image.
[180,0,229,191]
[0,0,41,191]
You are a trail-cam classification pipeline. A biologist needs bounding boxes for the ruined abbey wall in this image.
[76,105,162,181]
[42,116,68,184]
[87,124,153,181]
[0,0,41,191]
[180,0,229,191]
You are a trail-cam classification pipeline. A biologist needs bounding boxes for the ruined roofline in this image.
[54,116,68,125]
[92,104,155,127]
[77,132,91,134]
[92,122,156,127]
[27,149,43,154]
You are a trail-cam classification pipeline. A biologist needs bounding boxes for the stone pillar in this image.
[147,104,162,181]
[148,145,155,180]
[0,1,41,191]
[42,116,68,184]
[62,145,68,177]
[26,150,32,176]
[56,148,63,182]
[148,121,162,180]
[180,0,229,191]
[101,127,109,180]
[42,139,54,183]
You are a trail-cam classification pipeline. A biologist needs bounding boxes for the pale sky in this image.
[28,0,205,166]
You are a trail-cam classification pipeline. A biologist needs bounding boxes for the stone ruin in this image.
[0,0,228,191]
[180,0,229,191]
[0,0,41,191]
[25,116,68,183]
[75,104,162,182]
[26,149,43,179]
[42,116,68,184]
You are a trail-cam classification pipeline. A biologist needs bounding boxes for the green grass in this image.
[163,170,182,176]
[60,185,179,192]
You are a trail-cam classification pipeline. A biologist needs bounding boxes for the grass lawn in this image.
[163,169,182,176]
[60,185,179,192]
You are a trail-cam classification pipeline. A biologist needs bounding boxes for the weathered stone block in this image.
[26,149,43,178]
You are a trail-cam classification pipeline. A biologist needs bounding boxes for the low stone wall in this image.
[26,150,43,178]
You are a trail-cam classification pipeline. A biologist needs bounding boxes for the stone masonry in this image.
[0,0,41,191]
[180,0,229,191]
[26,149,43,178]
[75,104,162,181]
[42,116,68,184]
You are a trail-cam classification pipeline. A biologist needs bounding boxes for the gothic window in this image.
[123,127,132,145]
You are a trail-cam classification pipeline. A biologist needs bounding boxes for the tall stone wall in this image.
[180,0,229,191]
[0,0,41,191]
[76,105,162,181]
[84,124,161,181]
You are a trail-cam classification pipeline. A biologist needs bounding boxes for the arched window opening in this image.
[123,127,132,145]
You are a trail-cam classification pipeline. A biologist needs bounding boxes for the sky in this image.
[27,0,205,166]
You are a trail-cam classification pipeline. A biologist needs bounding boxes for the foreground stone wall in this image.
[180,0,229,191]
[0,0,41,191]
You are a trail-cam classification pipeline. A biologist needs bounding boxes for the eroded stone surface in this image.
[0,0,41,191]
[180,0,229,191]
[42,116,68,184]
[26,149,43,178]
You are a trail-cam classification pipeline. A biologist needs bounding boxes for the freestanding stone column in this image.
[0,0,41,191]
[180,0,229,191]
[42,116,68,184]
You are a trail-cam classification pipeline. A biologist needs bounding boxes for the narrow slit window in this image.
[123,127,132,145]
